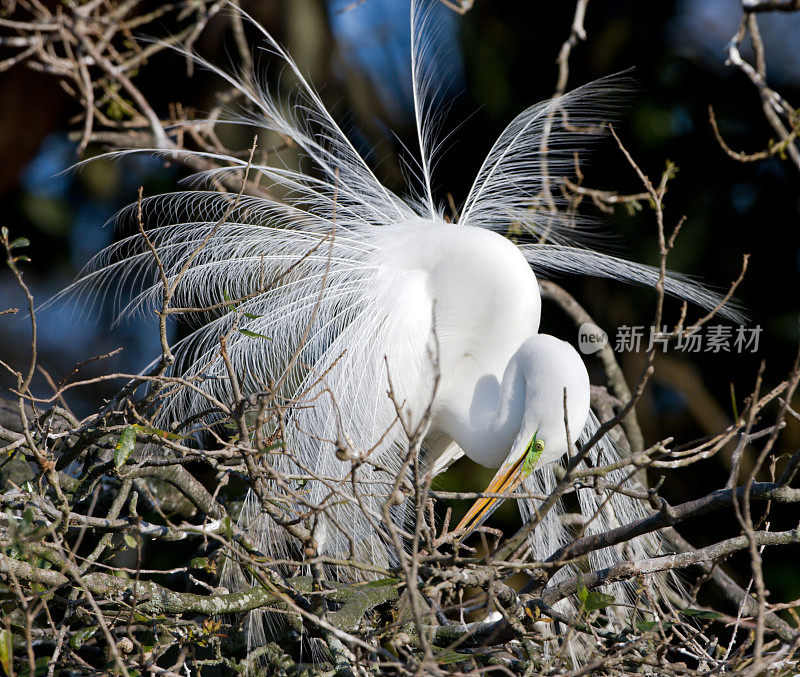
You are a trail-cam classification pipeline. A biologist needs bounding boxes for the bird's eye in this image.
[521,435,545,477]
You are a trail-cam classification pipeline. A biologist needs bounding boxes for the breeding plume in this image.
[67,0,738,654]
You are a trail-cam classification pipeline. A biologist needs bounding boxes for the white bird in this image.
[65,0,740,655]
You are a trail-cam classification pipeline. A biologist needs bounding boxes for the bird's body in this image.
[229,219,587,579]
[62,0,743,657]
[379,221,542,461]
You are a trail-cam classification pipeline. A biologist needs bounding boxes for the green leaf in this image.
[9,238,29,249]
[69,626,97,649]
[114,421,190,466]
[241,312,263,319]
[223,289,237,313]
[123,533,138,549]
[0,628,12,677]
[130,424,186,441]
[636,619,673,632]
[583,591,616,612]
[237,328,272,341]
[576,577,615,615]
[680,608,722,620]
[190,557,217,574]
[576,576,588,607]
[114,426,137,468]
[105,94,134,121]
[436,650,472,665]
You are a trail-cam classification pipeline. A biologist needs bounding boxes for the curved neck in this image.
[439,354,527,469]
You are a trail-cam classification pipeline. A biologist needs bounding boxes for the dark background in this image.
[1,0,799,608]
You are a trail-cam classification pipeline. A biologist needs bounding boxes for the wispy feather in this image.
[55,0,741,661]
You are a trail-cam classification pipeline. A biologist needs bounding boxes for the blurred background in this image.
[1,0,799,609]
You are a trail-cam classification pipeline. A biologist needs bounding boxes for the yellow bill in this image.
[455,433,544,541]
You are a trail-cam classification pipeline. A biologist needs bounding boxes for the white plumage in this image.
[62,0,740,657]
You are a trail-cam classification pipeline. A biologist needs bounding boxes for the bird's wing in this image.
[50,1,441,427]
[455,74,742,322]
[458,74,629,241]
[262,253,440,563]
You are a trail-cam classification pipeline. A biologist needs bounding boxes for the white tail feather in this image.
[523,243,746,322]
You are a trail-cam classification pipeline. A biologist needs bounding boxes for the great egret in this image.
[64,0,740,656]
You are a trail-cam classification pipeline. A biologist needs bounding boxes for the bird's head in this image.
[456,334,591,537]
